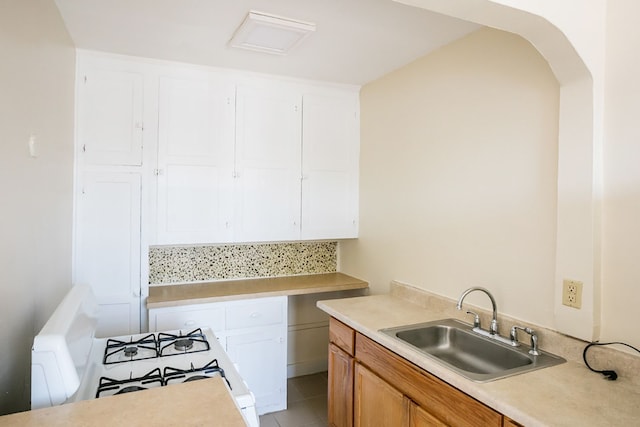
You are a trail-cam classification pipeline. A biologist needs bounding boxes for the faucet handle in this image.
[510,326,539,355]
[465,310,481,329]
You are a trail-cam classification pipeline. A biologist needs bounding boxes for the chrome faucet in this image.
[456,287,499,335]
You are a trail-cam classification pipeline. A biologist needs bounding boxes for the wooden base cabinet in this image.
[328,317,356,427]
[354,363,407,426]
[328,343,354,427]
[328,317,507,427]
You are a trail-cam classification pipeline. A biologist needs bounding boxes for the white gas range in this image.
[31,286,258,426]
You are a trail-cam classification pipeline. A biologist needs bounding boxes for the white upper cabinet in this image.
[77,64,144,166]
[301,92,360,239]
[75,52,360,247]
[156,71,235,244]
[234,83,303,242]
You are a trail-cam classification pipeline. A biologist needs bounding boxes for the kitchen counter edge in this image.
[147,272,368,309]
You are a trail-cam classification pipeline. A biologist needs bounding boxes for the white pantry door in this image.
[75,171,141,336]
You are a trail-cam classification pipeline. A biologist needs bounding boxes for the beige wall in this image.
[341,28,560,328]
[0,0,75,415]
[601,0,640,345]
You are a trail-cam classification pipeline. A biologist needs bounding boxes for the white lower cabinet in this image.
[226,326,287,414]
[148,296,288,415]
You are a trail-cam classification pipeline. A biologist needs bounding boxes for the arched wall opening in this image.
[389,0,601,341]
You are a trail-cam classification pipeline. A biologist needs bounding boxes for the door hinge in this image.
[83,75,87,84]
[82,144,86,153]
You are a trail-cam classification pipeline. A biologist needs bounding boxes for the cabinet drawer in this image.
[152,307,225,332]
[330,317,355,356]
[226,298,285,330]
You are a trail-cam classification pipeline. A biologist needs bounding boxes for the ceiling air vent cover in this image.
[229,11,316,55]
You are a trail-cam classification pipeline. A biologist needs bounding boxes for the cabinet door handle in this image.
[184,320,196,326]
[250,312,261,319]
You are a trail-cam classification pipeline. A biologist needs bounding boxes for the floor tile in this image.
[262,372,329,427]
[258,413,280,427]
[272,400,324,427]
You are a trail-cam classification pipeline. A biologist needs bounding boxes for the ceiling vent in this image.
[229,11,316,55]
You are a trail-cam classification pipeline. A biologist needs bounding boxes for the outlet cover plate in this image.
[562,279,583,309]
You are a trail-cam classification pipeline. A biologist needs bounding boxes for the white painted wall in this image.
[392,0,606,341]
[340,28,560,328]
[0,0,75,415]
[601,0,640,345]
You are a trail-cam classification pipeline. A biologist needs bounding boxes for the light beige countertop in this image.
[0,377,247,426]
[148,272,368,308]
[317,285,640,427]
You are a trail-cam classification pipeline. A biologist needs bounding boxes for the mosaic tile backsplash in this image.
[149,242,337,285]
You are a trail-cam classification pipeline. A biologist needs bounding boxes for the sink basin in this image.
[380,318,565,382]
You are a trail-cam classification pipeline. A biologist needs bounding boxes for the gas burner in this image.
[158,328,210,357]
[174,338,193,352]
[163,359,231,389]
[123,346,138,358]
[96,368,163,398]
[103,333,158,364]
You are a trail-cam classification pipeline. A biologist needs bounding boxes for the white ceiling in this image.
[53,0,480,86]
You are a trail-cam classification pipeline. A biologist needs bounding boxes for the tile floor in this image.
[259,372,328,427]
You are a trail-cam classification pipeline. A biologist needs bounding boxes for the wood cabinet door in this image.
[503,417,524,427]
[329,343,354,427]
[409,401,448,427]
[354,363,408,427]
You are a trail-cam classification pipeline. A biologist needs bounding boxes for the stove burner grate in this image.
[163,359,231,389]
[96,367,163,398]
[158,328,210,357]
[103,333,158,365]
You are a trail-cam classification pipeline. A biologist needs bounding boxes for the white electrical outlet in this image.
[562,279,583,309]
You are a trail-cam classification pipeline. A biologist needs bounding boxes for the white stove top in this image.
[72,327,253,408]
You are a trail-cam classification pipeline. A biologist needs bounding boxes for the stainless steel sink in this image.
[380,318,565,382]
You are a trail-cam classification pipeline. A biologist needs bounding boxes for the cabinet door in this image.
[409,401,448,427]
[156,73,235,244]
[75,171,141,336]
[301,93,359,239]
[328,343,354,427]
[77,67,143,166]
[226,326,287,415]
[235,84,302,242]
[354,363,408,427]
